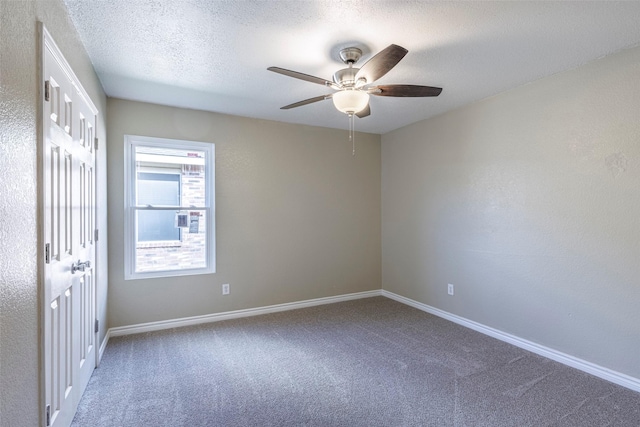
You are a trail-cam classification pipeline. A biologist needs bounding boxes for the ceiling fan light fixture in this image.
[332,89,370,115]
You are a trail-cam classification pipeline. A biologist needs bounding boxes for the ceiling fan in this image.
[267,44,442,118]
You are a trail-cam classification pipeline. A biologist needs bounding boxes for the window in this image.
[124,135,215,279]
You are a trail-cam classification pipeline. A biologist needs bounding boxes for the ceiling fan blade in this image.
[355,44,408,84]
[281,94,332,110]
[268,67,334,87]
[370,84,442,97]
[356,104,370,118]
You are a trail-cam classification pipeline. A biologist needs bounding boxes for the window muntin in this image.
[124,135,215,279]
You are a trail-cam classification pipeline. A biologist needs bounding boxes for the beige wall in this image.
[0,0,108,425]
[107,99,381,327]
[382,45,640,379]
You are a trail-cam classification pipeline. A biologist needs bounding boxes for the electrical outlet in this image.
[448,284,454,296]
[222,283,230,295]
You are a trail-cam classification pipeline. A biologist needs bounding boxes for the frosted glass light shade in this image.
[332,90,369,114]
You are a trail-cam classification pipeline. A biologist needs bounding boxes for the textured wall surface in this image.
[107,99,381,327]
[382,45,640,379]
[0,1,107,425]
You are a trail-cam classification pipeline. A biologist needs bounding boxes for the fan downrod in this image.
[334,47,364,86]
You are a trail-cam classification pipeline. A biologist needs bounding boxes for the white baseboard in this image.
[97,331,110,366]
[382,290,640,393]
[108,290,382,337]
[101,288,639,393]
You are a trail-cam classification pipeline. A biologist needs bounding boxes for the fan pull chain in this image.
[348,113,356,156]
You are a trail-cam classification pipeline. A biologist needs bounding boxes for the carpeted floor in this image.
[72,297,640,426]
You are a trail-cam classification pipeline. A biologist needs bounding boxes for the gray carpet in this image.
[72,297,640,426]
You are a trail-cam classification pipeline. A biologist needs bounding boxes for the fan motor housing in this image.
[333,67,360,87]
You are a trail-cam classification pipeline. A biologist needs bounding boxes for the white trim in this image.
[97,331,110,365]
[41,25,98,116]
[109,290,382,337]
[382,290,640,393]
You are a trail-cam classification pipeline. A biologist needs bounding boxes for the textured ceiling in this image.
[63,1,640,134]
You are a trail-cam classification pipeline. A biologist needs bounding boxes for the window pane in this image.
[135,210,208,273]
[137,172,180,241]
[138,172,180,205]
[135,146,206,207]
[137,210,180,241]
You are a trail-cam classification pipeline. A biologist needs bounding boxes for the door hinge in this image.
[45,404,51,426]
[94,137,99,150]
[45,243,50,264]
[95,319,99,334]
[44,80,50,102]
[94,229,99,242]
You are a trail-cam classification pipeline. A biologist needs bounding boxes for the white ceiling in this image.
[63,1,640,134]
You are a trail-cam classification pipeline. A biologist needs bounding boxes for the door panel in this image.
[43,27,98,427]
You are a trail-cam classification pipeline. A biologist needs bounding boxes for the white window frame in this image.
[124,135,215,280]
